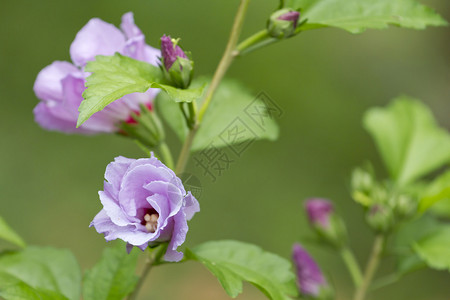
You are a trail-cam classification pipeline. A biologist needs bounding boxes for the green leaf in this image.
[187,240,298,300]
[155,92,189,140]
[150,82,205,103]
[429,198,450,218]
[82,242,139,300]
[419,170,450,212]
[0,247,81,300]
[156,78,280,151]
[284,0,447,33]
[396,254,426,276]
[364,96,450,186]
[0,216,25,248]
[414,225,450,271]
[0,272,68,300]
[392,214,439,275]
[77,53,164,127]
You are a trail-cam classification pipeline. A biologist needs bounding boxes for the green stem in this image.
[175,126,198,174]
[234,20,311,57]
[174,0,251,174]
[370,273,400,292]
[127,258,153,300]
[235,29,271,54]
[158,142,174,170]
[340,247,363,287]
[127,245,167,300]
[197,0,251,122]
[187,101,197,127]
[353,235,385,300]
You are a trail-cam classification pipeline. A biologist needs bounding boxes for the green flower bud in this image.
[366,203,395,233]
[305,199,348,248]
[267,9,300,39]
[351,167,375,194]
[160,35,194,89]
[119,104,165,149]
[394,194,418,218]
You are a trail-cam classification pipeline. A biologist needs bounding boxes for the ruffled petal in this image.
[33,101,92,134]
[164,210,188,262]
[120,12,142,39]
[183,192,200,220]
[123,36,148,62]
[119,164,173,216]
[99,190,136,226]
[91,210,156,245]
[70,18,126,67]
[104,156,135,195]
[144,181,183,215]
[34,61,79,102]
[143,45,161,66]
[61,73,85,118]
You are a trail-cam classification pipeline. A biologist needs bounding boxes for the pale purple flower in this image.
[292,244,327,297]
[33,12,160,134]
[160,35,187,70]
[91,154,200,262]
[305,198,334,229]
[277,11,300,29]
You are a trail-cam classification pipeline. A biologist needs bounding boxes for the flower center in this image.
[143,212,159,233]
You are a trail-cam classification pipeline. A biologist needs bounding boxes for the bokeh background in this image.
[1,0,449,299]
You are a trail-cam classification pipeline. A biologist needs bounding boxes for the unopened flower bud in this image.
[394,194,417,218]
[366,203,395,233]
[305,199,347,248]
[292,244,333,299]
[267,9,300,39]
[160,35,193,89]
[119,103,165,148]
[351,167,374,195]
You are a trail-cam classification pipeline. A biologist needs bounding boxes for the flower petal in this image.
[120,12,142,39]
[144,181,183,215]
[70,18,126,67]
[34,61,79,102]
[183,192,200,220]
[164,210,188,262]
[99,190,136,226]
[146,193,169,230]
[33,101,92,134]
[144,45,161,66]
[119,164,174,216]
[61,73,86,118]
[105,156,135,195]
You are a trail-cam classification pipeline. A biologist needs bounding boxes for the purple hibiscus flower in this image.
[292,243,328,297]
[33,12,160,134]
[91,154,200,262]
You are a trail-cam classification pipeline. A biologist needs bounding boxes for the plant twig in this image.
[353,235,385,300]
[340,247,363,287]
[174,0,251,174]
[197,0,251,122]
[127,245,168,300]
[158,142,174,170]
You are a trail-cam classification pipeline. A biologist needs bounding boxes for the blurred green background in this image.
[1,0,449,299]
